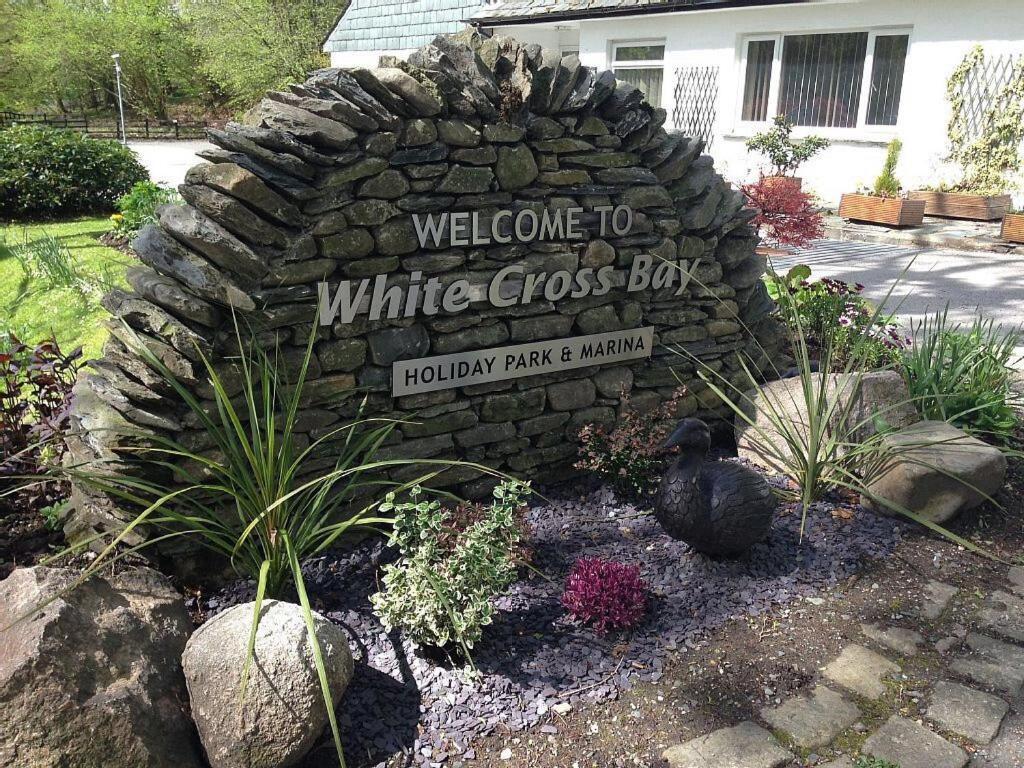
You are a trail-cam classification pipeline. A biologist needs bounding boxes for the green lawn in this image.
[0,217,130,359]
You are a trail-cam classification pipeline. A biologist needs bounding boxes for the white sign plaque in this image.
[392,327,656,397]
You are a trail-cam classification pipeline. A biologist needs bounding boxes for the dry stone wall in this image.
[66,32,781,545]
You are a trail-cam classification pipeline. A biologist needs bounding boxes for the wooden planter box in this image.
[762,175,802,191]
[838,193,926,227]
[1001,212,1024,244]
[907,190,1012,221]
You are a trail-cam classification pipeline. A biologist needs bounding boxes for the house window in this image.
[741,39,776,121]
[739,30,910,130]
[867,34,910,126]
[613,42,665,108]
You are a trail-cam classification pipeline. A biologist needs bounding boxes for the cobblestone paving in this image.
[662,568,1024,768]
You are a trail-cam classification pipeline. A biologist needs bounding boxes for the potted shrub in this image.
[909,46,1022,221]
[1002,207,1024,244]
[746,115,830,190]
[839,139,926,227]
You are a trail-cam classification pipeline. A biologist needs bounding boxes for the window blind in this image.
[778,32,869,128]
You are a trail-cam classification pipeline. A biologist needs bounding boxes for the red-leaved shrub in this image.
[562,557,649,633]
[576,387,685,498]
[742,176,824,249]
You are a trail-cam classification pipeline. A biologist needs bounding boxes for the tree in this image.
[1,0,203,118]
[182,0,340,108]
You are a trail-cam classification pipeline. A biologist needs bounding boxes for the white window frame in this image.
[611,39,667,108]
[734,26,912,139]
[611,39,666,70]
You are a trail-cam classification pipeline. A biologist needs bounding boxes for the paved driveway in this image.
[774,239,1024,365]
[128,140,213,187]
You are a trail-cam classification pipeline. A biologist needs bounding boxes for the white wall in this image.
[329,49,417,68]
[491,0,1024,204]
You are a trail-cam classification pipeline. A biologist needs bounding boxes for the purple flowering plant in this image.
[562,557,649,633]
[767,267,908,369]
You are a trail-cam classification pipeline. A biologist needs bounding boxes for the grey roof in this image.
[472,0,809,24]
[324,0,481,53]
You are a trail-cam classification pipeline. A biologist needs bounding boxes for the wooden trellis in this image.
[954,51,1024,144]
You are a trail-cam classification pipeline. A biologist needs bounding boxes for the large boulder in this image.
[182,600,354,768]
[0,566,202,768]
[737,370,920,474]
[862,420,1007,524]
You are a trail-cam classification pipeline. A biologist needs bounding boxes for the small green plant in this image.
[855,757,901,768]
[0,126,148,219]
[39,502,66,531]
[112,181,180,240]
[873,139,903,198]
[371,480,531,659]
[901,307,1022,442]
[746,115,831,177]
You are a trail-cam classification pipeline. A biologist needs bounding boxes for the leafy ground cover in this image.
[0,216,128,359]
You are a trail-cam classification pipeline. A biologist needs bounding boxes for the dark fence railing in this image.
[0,111,208,140]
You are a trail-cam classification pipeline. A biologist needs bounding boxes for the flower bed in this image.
[193,481,904,767]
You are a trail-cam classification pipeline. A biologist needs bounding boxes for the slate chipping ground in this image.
[189,473,1024,768]
[195,485,906,767]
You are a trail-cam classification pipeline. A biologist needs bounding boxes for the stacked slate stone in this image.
[65,31,781,546]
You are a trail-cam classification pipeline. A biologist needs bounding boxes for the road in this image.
[128,139,213,187]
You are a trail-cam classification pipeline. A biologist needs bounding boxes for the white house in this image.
[324,0,1024,203]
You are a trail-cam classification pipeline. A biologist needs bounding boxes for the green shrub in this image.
[873,138,903,198]
[112,181,179,239]
[746,115,830,177]
[901,307,1022,441]
[371,481,531,656]
[0,126,148,220]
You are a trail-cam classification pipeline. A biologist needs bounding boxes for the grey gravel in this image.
[195,484,903,767]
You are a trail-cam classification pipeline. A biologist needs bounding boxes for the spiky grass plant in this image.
[33,316,495,767]
[8,230,84,291]
[901,306,1022,442]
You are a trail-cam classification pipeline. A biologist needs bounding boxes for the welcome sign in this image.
[315,205,705,394]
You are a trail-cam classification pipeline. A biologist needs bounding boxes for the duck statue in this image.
[653,418,776,557]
